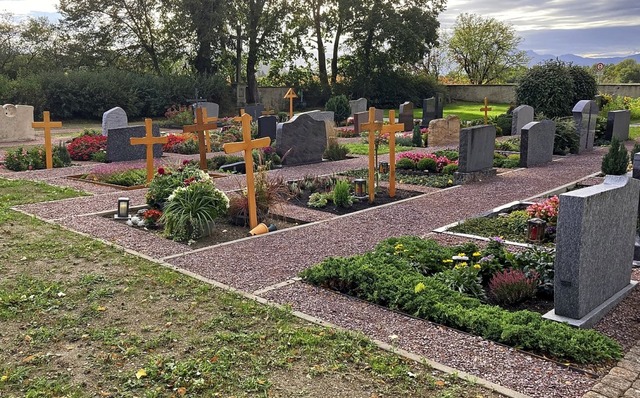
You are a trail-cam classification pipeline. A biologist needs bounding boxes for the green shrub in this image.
[3,145,71,171]
[103,169,147,187]
[172,138,199,155]
[301,238,622,364]
[514,246,555,297]
[449,210,530,243]
[53,143,72,168]
[553,116,579,155]
[492,114,513,136]
[495,138,520,151]
[412,124,422,147]
[323,141,350,161]
[332,180,353,208]
[601,137,629,175]
[433,149,459,161]
[568,65,598,106]
[90,151,107,163]
[146,163,210,209]
[441,164,458,175]
[417,157,437,172]
[396,157,416,170]
[632,142,640,156]
[516,60,576,119]
[434,267,486,301]
[325,95,351,125]
[308,192,330,208]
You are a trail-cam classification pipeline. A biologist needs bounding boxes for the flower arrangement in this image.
[142,209,163,227]
[67,134,107,161]
[396,152,457,173]
[163,133,199,154]
[3,144,72,171]
[526,196,559,225]
[146,161,211,209]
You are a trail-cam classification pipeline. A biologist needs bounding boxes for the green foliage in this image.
[553,117,579,155]
[433,149,460,161]
[161,181,229,242]
[568,65,598,106]
[493,153,520,168]
[332,180,353,208]
[449,210,530,243]
[208,155,244,171]
[323,141,350,161]
[492,114,513,136]
[495,137,520,151]
[103,169,147,187]
[172,138,199,154]
[516,60,576,118]
[514,246,556,297]
[396,157,416,170]
[632,142,640,156]
[601,137,630,175]
[146,163,209,209]
[417,157,437,172]
[325,95,351,125]
[301,238,622,364]
[90,151,107,163]
[3,145,72,171]
[412,124,422,147]
[441,164,458,175]
[434,267,486,301]
[308,192,330,208]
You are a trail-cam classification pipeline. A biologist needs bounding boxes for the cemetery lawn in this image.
[343,143,413,155]
[0,178,499,397]
[444,102,510,122]
[629,126,640,140]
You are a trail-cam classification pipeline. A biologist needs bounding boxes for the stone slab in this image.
[101,107,128,137]
[520,120,555,167]
[275,113,327,165]
[106,125,163,163]
[428,116,460,147]
[399,101,414,132]
[245,104,265,121]
[511,104,534,136]
[257,115,277,142]
[349,98,367,116]
[193,102,219,119]
[421,94,443,127]
[458,125,496,173]
[0,104,35,142]
[605,110,631,141]
[573,100,597,153]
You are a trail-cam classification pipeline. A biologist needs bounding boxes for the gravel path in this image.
[11,145,639,398]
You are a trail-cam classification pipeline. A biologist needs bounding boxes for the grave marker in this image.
[605,110,631,141]
[32,111,62,169]
[284,88,298,120]
[101,107,128,136]
[193,102,219,120]
[520,120,556,167]
[572,100,597,153]
[380,110,404,197]
[223,113,271,229]
[455,125,497,184]
[275,114,327,165]
[511,105,534,136]
[349,98,367,116]
[428,116,461,147]
[183,107,218,170]
[399,101,414,132]
[1,104,36,142]
[244,104,265,121]
[421,94,443,127]
[130,119,168,182]
[480,97,492,125]
[258,115,277,141]
[360,107,384,203]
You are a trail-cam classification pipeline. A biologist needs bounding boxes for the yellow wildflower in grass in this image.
[458,253,466,257]
[472,252,481,257]
[442,259,454,263]
[459,262,468,267]
[473,264,481,270]
[414,282,426,294]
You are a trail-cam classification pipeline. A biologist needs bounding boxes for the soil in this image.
[500,295,555,315]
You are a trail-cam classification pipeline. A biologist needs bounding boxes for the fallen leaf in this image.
[24,335,32,343]
[22,355,36,363]
[435,380,445,387]
[177,387,187,395]
[135,369,147,379]
[96,306,106,312]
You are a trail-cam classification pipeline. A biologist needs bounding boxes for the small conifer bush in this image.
[601,137,629,175]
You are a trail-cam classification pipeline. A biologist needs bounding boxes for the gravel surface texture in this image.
[12,145,638,398]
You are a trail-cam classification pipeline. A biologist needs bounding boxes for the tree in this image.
[448,13,528,84]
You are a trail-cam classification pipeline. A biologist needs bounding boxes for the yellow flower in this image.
[472,252,481,257]
[447,179,453,185]
[414,282,426,294]
[442,259,454,263]
[459,262,468,267]
[458,253,466,257]
[473,264,481,270]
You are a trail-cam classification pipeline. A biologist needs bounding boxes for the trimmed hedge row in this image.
[300,238,621,364]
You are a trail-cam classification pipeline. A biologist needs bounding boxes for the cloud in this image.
[0,0,57,16]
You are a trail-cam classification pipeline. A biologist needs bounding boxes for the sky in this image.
[3,0,640,58]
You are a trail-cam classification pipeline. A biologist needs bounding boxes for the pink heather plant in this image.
[526,196,559,225]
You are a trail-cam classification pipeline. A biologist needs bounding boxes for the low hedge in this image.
[300,238,621,364]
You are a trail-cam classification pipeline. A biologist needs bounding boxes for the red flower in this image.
[183,159,190,165]
[183,177,195,186]
[157,167,165,175]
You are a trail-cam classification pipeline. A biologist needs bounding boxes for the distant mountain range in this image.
[525,50,640,67]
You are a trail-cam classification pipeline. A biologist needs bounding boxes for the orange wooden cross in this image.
[32,111,62,169]
[201,108,218,153]
[380,110,404,198]
[480,97,492,124]
[261,109,275,116]
[360,107,384,204]
[130,119,168,183]
[183,107,218,170]
[223,113,271,229]
[284,88,298,120]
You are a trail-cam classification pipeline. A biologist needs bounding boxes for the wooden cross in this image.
[284,88,298,120]
[480,97,492,124]
[223,113,271,229]
[261,109,275,116]
[32,111,62,169]
[201,108,218,153]
[130,119,168,183]
[360,107,384,204]
[183,107,218,170]
[380,110,404,198]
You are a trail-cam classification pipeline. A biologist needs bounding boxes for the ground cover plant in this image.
[76,162,149,187]
[301,236,620,365]
[0,178,499,397]
[3,144,72,171]
[342,142,413,155]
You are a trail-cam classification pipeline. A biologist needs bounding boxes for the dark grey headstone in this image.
[634,153,640,180]
[193,102,219,119]
[547,175,640,327]
[421,93,443,127]
[520,120,556,167]
[101,107,128,137]
[257,115,277,142]
[572,100,597,153]
[511,105,534,136]
[399,101,414,131]
[605,110,631,141]
[220,161,246,174]
[106,125,163,162]
[244,104,265,121]
[458,125,496,173]
[300,110,334,123]
[275,113,327,165]
[349,98,367,116]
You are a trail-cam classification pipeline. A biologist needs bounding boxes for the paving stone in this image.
[626,352,640,363]
[625,388,640,398]
[611,366,638,382]
[592,382,625,398]
[630,345,640,356]
[620,359,640,374]
[582,391,610,398]
[632,379,640,390]
[601,375,633,391]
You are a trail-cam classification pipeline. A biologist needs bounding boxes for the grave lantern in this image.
[115,197,130,219]
[353,178,367,199]
[379,161,390,174]
[527,218,546,243]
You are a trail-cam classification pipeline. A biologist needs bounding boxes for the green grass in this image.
[343,143,413,155]
[630,126,640,140]
[382,101,510,122]
[0,177,499,397]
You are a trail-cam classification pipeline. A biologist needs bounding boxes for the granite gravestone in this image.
[572,100,597,153]
[193,102,219,119]
[257,115,277,141]
[545,175,640,327]
[454,125,497,184]
[244,104,265,120]
[520,120,556,167]
[101,107,128,137]
[354,109,384,135]
[275,113,327,165]
[605,110,631,141]
[299,110,336,143]
[399,102,414,132]
[511,105,534,136]
[421,94,443,127]
[349,98,367,116]
[428,116,460,147]
[633,153,640,264]
[0,104,35,142]
[106,125,163,162]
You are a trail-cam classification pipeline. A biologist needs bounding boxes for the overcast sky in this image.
[3,0,639,58]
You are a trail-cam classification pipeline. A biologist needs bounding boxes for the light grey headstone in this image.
[349,98,367,116]
[106,125,163,162]
[244,104,265,121]
[511,105,534,136]
[399,101,414,132]
[257,115,277,142]
[275,113,327,165]
[457,125,496,173]
[193,102,219,119]
[0,104,35,142]
[546,175,640,327]
[354,109,384,135]
[520,120,556,167]
[101,107,128,137]
[605,110,631,141]
[300,110,334,123]
[572,100,597,153]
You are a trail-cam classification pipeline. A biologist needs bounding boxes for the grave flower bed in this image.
[301,236,620,366]
[71,161,149,188]
[66,130,107,161]
[162,133,199,154]
[3,144,72,171]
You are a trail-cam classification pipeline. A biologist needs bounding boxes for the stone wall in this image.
[445,84,640,103]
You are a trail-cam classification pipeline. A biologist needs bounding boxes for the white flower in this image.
[126,220,133,226]
[131,216,141,224]
[137,219,146,227]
